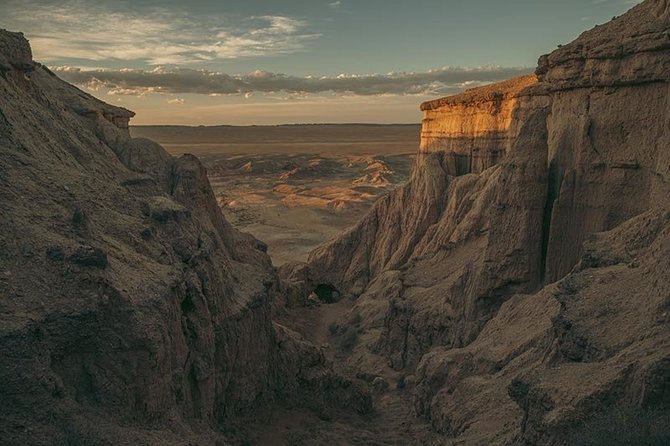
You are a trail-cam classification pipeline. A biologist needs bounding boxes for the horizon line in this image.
[131,122,422,128]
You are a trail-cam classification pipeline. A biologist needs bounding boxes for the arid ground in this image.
[131,124,419,265]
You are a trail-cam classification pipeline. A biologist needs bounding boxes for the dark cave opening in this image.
[314,283,341,303]
[181,294,196,314]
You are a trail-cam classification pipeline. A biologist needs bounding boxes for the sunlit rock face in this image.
[419,75,538,175]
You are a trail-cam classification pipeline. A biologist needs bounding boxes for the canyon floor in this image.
[132,124,418,265]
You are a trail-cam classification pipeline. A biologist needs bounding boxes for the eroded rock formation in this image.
[3,0,670,443]
[0,30,369,445]
[302,1,670,443]
[420,74,538,175]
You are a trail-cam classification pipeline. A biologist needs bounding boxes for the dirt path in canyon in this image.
[247,299,437,446]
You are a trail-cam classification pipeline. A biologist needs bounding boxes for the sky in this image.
[2,0,642,125]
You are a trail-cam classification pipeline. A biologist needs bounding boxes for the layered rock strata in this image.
[420,74,538,175]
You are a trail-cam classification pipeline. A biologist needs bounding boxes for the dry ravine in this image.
[1,0,670,445]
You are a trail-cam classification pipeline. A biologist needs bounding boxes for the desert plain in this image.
[132,124,419,265]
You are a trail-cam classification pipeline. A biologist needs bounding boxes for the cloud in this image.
[51,65,532,97]
[592,0,642,5]
[4,0,320,65]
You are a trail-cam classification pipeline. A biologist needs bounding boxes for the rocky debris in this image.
[70,207,87,230]
[273,324,373,417]
[372,376,390,392]
[307,292,321,307]
[146,195,189,222]
[45,246,65,261]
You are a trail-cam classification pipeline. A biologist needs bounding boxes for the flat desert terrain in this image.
[131,124,419,265]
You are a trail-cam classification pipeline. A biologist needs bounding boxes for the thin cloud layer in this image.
[5,1,320,65]
[52,66,532,97]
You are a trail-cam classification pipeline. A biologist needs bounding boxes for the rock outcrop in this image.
[0,30,368,445]
[303,1,670,443]
[420,74,538,175]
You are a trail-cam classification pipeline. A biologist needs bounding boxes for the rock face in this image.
[0,30,368,445]
[420,74,538,175]
[535,0,670,282]
[305,1,670,443]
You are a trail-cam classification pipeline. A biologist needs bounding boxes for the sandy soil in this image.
[132,125,418,265]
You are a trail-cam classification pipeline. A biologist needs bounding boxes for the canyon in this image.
[0,30,371,445]
[1,0,670,445]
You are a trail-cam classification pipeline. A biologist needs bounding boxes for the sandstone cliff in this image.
[0,30,369,445]
[420,74,538,175]
[303,0,670,443]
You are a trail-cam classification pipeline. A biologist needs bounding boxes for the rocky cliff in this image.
[304,0,670,443]
[0,30,369,445]
[420,74,538,175]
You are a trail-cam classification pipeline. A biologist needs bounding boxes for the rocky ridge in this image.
[0,30,369,445]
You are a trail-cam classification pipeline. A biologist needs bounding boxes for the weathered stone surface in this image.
[67,245,108,268]
[407,211,670,444]
[0,30,367,445]
[420,75,538,175]
[0,29,32,71]
[536,0,670,89]
[300,1,670,443]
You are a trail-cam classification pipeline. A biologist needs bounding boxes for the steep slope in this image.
[413,208,670,444]
[0,31,369,445]
[302,0,670,443]
[307,77,553,354]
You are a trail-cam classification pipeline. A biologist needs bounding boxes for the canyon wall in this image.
[305,0,670,443]
[537,0,670,282]
[307,78,553,352]
[420,74,538,175]
[0,31,368,445]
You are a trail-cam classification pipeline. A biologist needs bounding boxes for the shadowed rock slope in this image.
[303,0,670,443]
[0,30,369,445]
